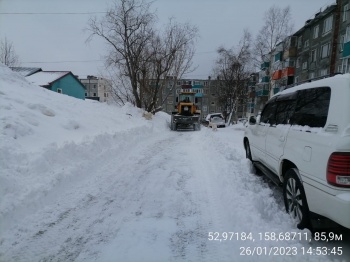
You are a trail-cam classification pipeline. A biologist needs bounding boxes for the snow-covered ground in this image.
[0,63,349,261]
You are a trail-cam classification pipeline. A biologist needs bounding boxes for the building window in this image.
[302,61,308,70]
[338,64,343,73]
[211,102,215,105]
[345,25,350,43]
[341,58,350,73]
[340,34,345,51]
[313,25,319,39]
[343,4,349,22]
[93,93,97,97]
[57,89,62,94]
[320,68,328,76]
[311,49,317,62]
[309,72,315,79]
[321,43,330,58]
[297,36,302,48]
[296,57,301,68]
[304,39,309,48]
[323,15,333,35]
[85,92,87,97]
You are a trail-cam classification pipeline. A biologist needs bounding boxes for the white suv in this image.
[244,74,350,230]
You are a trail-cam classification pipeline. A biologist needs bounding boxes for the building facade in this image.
[80,76,112,102]
[251,0,349,115]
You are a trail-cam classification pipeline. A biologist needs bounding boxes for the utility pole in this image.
[330,0,341,75]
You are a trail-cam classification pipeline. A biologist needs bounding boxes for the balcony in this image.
[248,102,255,108]
[282,67,295,77]
[192,84,203,89]
[272,70,282,80]
[273,87,280,94]
[343,42,350,58]
[261,76,270,83]
[260,62,270,70]
[274,52,283,62]
[255,89,269,96]
[283,47,297,59]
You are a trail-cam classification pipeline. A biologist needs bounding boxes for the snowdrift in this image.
[0,63,170,226]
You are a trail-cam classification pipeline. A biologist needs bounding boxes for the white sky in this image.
[0,0,335,79]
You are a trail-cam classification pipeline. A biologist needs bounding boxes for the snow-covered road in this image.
[1,125,348,261]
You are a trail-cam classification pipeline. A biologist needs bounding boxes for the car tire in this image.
[283,168,311,230]
[244,140,252,161]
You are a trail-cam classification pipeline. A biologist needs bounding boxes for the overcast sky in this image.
[0,0,335,79]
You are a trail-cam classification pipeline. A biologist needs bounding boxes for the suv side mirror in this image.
[249,116,257,125]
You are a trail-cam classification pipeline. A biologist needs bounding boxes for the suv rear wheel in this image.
[283,168,311,229]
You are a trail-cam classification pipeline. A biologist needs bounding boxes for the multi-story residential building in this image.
[293,3,337,83]
[246,73,258,116]
[271,36,297,94]
[255,55,270,113]
[80,75,112,102]
[253,1,342,107]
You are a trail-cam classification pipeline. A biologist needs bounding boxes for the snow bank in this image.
[0,63,170,224]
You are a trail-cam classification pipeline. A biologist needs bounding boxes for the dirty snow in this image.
[0,63,349,261]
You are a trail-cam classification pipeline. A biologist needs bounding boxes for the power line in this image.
[0,11,107,15]
[22,60,104,64]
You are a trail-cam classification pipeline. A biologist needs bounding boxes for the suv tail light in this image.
[327,152,350,188]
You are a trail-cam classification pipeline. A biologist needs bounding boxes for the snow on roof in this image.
[26,71,70,87]
[10,67,42,77]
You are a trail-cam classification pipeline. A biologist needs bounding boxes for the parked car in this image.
[205,113,225,128]
[208,116,226,128]
[243,74,350,230]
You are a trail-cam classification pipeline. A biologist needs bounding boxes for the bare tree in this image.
[138,19,198,112]
[102,66,136,106]
[87,0,198,111]
[214,29,253,123]
[253,5,294,67]
[0,37,20,67]
[87,0,156,108]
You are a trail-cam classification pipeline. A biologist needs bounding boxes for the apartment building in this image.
[80,75,112,102]
[293,4,337,83]
[251,0,347,115]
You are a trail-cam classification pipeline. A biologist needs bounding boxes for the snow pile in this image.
[0,63,169,224]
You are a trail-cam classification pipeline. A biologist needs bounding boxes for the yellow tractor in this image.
[170,91,201,131]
